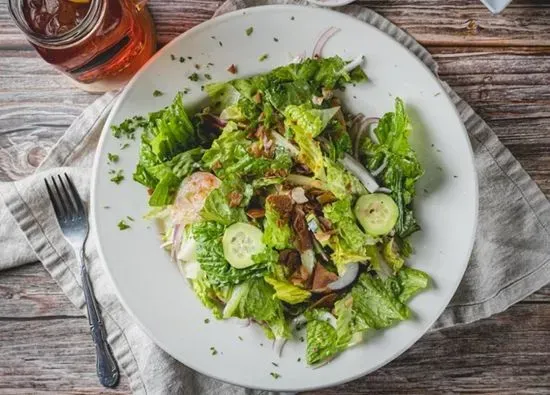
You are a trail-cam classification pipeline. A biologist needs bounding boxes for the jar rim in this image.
[8,0,103,47]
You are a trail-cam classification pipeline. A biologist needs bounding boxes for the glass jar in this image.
[8,0,157,92]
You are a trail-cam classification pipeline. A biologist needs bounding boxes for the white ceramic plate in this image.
[91,5,477,391]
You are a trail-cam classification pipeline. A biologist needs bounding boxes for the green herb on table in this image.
[188,72,199,82]
[110,169,124,184]
[153,89,164,97]
[258,53,268,62]
[107,153,119,163]
[245,26,254,36]
[117,220,130,230]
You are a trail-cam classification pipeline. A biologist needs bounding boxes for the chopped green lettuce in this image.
[263,199,293,250]
[323,198,372,270]
[324,157,366,199]
[264,277,311,304]
[362,98,424,238]
[200,177,252,225]
[305,311,339,365]
[191,271,224,319]
[222,278,290,339]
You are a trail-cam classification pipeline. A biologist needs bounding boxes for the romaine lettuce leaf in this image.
[191,271,224,319]
[192,221,271,286]
[263,199,293,250]
[202,121,292,178]
[323,198,372,270]
[305,311,339,365]
[362,98,424,238]
[324,157,366,199]
[222,278,290,339]
[264,277,311,304]
[200,176,252,225]
[351,272,410,329]
[390,266,429,303]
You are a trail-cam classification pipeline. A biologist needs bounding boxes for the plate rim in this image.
[90,4,479,391]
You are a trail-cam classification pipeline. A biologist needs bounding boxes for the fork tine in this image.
[51,175,70,218]
[64,173,86,216]
[44,178,63,219]
[58,174,78,217]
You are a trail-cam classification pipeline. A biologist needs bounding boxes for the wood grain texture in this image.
[0,0,549,393]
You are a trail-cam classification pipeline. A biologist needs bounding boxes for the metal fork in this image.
[45,174,119,388]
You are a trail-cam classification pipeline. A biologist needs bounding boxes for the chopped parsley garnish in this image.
[103,205,110,209]
[107,153,119,163]
[120,143,130,150]
[127,216,134,221]
[207,62,214,67]
[297,358,301,362]
[210,346,218,356]
[245,26,253,36]
[117,220,130,230]
[299,336,304,342]
[110,169,124,184]
[218,41,223,47]
[188,72,199,82]
[194,64,200,70]
[204,318,210,324]
[111,116,146,139]
[170,54,175,60]
[204,73,212,80]
[210,35,216,40]
[187,56,192,60]
[258,53,268,62]
[270,372,281,379]
[153,89,163,97]
[179,56,185,63]
[182,88,191,94]
[291,16,295,20]
[200,85,205,91]
[238,336,243,341]
[273,37,279,42]
[271,362,278,367]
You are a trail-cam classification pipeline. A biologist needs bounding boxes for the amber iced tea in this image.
[10,0,156,91]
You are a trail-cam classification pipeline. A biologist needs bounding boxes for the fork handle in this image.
[80,260,120,388]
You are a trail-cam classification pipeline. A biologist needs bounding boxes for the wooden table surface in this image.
[1,0,550,393]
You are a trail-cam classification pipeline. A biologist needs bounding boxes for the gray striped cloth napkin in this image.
[1,0,549,393]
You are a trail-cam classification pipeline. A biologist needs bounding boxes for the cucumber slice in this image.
[354,193,399,236]
[222,223,265,269]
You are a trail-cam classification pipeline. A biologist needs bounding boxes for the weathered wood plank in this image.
[0,304,549,394]
[1,0,550,48]
[0,318,130,394]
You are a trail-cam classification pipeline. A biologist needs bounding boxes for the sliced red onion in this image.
[301,249,316,274]
[273,337,287,357]
[343,54,365,72]
[350,115,379,159]
[171,224,182,262]
[371,156,388,177]
[340,154,379,193]
[367,119,380,145]
[377,187,392,194]
[272,132,299,157]
[291,187,309,204]
[327,263,359,290]
[312,27,341,58]
[289,50,306,64]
